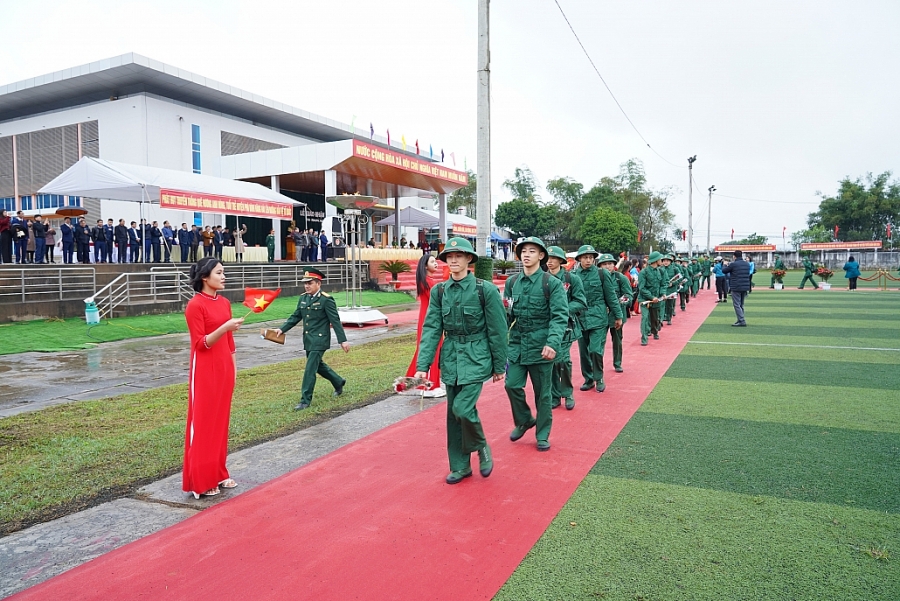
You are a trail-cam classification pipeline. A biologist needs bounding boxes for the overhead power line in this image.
[551,0,682,169]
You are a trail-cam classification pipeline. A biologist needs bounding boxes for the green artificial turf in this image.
[496,286,900,600]
[0,290,414,355]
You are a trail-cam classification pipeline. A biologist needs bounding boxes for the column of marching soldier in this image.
[407,237,710,484]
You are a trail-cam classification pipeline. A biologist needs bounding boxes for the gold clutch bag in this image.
[260,328,285,344]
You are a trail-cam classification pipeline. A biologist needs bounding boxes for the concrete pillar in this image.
[438,193,448,243]
[271,175,282,260]
[394,185,400,246]
[324,170,338,239]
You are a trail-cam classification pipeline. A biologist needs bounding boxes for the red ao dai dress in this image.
[406,275,442,386]
[183,291,236,496]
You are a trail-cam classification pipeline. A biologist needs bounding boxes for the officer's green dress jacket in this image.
[638,265,662,302]
[611,271,634,323]
[803,258,815,276]
[280,292,347,351]
[572,264,623,330]
[417,273,507,385]
[504,270,569,364]
[552,269,587,343]
[266,234,275,248]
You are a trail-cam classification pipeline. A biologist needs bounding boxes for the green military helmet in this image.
[438,237,479,264]
[647,251,664,264]
[575,244,599,259]
[516,236,549,258]
[691,257,698,262]
[546,245,568,261]
[597,253,616,265]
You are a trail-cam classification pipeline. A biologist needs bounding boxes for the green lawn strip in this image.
[0,333,416,534]
[0,291,414,355]
[684,341,900,363]
[690,332,900,350]
[495,476,900,601]
[589,411,900,513]
[761,269,895,289]
[642,378,900,434]
[704,315,900,329]
[691,323,900,343]
[665,353,900,390]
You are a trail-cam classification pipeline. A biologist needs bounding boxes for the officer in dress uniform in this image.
[572,244,623,393]
[638,251,665,346]
[700,255,712,289]
[546,245,586,411]
[415,237,507,484]
[598,253,633,373]
[274,268,350,411]
[503,237,568,452]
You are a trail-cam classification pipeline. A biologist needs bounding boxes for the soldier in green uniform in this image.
[638,251,664,345]
[573,245,623,393]
[770,254,786,288]
[274,268,349,411]
[689,257,701,297]
[677,257,690,310]
[266,229,276,262]
[598,254,633,373]
[503,237,569,451]
[700,255,712,289]
[798,256,819,289]
[546,246,587,411]
[415,238,507,484]
[660,253,678,325]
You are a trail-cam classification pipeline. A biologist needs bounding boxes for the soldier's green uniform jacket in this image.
[572,264,623,329]
[689,261,701,280]
[700,259,711,277]
[280,291,347,351]
[664,263,679,294]
[417,273,507,384]
[774,257,786,270]
[611,270,633,323]
[552,269,587,343]
[266,234,275,249]
[638,264,662,302]
[504,271,569,364]
[802,257,815,276]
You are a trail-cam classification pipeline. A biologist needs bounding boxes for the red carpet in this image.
[12,297,717,601]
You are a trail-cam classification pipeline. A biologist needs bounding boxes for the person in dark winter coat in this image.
[722,250,751,327]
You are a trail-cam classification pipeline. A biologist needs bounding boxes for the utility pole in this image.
[687,155,697,257]
[476,0,491,257]
[707,185,716,254]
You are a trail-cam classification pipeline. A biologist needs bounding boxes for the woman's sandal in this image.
[219,478,238,489]
[192,486,221,500]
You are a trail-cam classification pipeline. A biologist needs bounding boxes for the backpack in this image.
[436,277,486,310]
[506,271,551,301]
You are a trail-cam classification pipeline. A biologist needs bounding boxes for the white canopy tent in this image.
[38,157,304,209]
[374,206,476,229]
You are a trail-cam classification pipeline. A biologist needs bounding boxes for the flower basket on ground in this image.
[815,267,834,282]
[771,269,786,283]
[378,260,412,282]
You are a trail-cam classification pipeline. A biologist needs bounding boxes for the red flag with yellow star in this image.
[242,288,281,313]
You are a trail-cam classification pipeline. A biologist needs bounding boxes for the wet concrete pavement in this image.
[0,305,418,417]
[0,391,444,597]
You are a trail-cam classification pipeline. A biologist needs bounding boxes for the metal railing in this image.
[150,262,368,290]
[93,269,194,318]
[0,267,96,304]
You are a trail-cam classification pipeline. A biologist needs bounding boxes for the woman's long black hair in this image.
[189,257,222,292]
[415,254,433,297]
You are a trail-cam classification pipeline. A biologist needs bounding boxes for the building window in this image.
[0,197,14,211]
[20,196,33,210]
[191,124,201,174]
[67,196,81,207]
[36,194,67,209]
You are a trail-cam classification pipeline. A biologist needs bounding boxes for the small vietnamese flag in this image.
[242,288,282,314]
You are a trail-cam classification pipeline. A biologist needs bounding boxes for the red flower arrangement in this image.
[394,376,433,393]
[815,267,834,282]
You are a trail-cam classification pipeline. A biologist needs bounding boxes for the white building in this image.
[0,53,469,255]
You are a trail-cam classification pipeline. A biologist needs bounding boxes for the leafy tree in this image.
[580,207,638,255]
[723,232,769,246]
[494,198,557,238]
[808,172,900,242]
[790,225,831,249]
[446,170,477,218]
[545,177,583,212]
[502,166,541,203]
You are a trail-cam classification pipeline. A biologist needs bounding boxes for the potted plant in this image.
[493,259,515,279]
[770,269,786,290]
[816,266,834,290]
[378,260,412,286]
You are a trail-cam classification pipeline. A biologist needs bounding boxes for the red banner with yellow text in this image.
[452,223,477,236]
[800,241,882,250]
[353,141,468,186]
[714,244,776,252]
[159,189,294,219]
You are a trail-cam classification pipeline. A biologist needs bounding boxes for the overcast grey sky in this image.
[2,0,898,248]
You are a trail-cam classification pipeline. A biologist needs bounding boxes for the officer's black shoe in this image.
[596,381,606,393]
[565,397,575,410]
[536,440,551,452]
[510,419,537,441]
[333,379,346,397]
[732,322,747,327]
[579,381,595,391]
[293,401,311,411]
[614,366,624,373]
[478,445,493,477]
[446,469,473,484]
[653,334,659,340]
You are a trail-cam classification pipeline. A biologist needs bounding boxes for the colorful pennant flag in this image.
[731,228,734,240]
[350,115,356,135]
[441,149,445,162]
[401,135,407,151]
[888,223,892,239]
[387,129,391,146]
[834,225,839,238]
[449,152,456,166]
[415,139,419,155]
[429,144,433,159]
[637,230,642,243]
[370,122,374,140]
[242,287,282,316]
